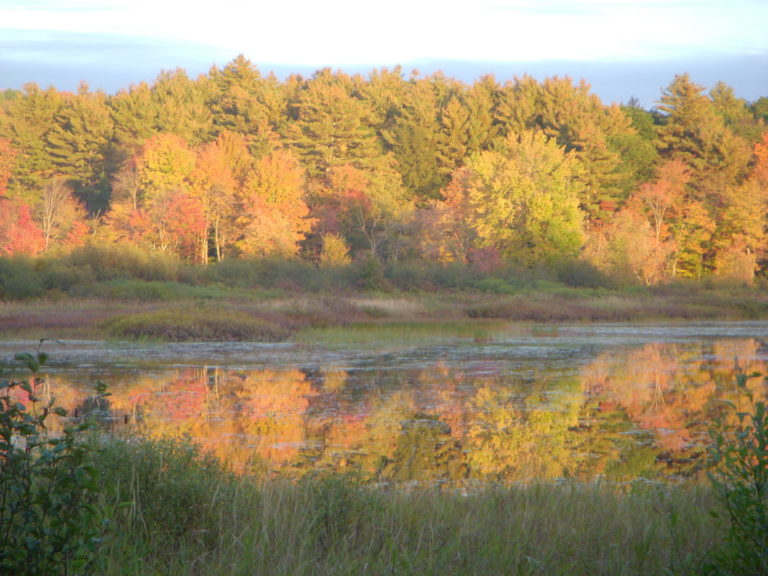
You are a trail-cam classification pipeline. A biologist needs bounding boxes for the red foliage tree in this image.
[155,191,208,262]
[0,199,45,256]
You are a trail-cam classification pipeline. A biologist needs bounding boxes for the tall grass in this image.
[95,435,719,576]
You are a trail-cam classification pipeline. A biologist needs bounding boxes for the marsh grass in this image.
[295,319,507,346]
[3,282,768,342]
[0,300,134,339]
[94,436,720,576]
[463,291,754,322]
[103,307,292,342]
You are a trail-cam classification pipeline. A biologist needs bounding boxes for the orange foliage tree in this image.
[192,132,252,261]
[236,149,313,257]
[755,131,768,184]
[585,204,676,285]
[635,160,690,241]
[0,137,17,196]
[152,191,207,262]
[416,166,475,263]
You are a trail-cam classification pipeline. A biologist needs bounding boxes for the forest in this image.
[1,55,767,286]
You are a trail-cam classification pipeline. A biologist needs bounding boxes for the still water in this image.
[2,321,767,484]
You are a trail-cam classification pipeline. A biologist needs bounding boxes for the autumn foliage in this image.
[0,63,766,283]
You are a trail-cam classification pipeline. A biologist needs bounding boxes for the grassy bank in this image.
[95,436,718,576]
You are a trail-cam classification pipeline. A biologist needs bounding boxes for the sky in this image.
[1,0,767,107]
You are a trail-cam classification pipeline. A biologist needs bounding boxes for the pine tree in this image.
[1,83,61,201]
[151,69,213,145]
[286,69,379,178]
[45,83,113,212]
[382,79,444,203]
[108,82,159,164]
[208,55,285,156]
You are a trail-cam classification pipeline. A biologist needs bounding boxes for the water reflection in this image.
[3,324,767,484]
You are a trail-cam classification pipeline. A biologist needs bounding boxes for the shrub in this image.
[67,242,180,282]
[355,257,389,291]
[431,262,477,290]
[708,371,768,575]
[0,344,105,575]
[554,258,608,288]
[0,256,44,300]
[474,277,517,295]
[319,233,352,266]
[37,257,97,295]
[209,257,353,292]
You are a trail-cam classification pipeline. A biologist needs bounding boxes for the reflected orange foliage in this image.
[38,336,768,482]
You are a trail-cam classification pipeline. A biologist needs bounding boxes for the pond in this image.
[2,321,767,485]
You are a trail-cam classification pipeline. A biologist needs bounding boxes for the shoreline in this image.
[1,287,767,341]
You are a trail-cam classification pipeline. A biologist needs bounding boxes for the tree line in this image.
[1,55,767,284]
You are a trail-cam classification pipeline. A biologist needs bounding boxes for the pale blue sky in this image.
[1,0,766,106]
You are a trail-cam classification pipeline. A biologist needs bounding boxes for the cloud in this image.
[0,0,765,98]
[0,29,229,91]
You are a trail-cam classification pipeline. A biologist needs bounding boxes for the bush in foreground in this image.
[708,372,768,575]
[0,346,104,575]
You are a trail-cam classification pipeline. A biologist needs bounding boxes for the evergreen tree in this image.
[45,83,113,212]
[208,55,285,156]
[382,79,444,203]
[286,69,379,178]
[108,82,159,164]
[151,69,213,145]
[1,83,61,201]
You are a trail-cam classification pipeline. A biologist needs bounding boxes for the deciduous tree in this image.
[635,159,690,240]
[135,133,196,204]
[0,199,44,255]
[193,131,252,261]
[417,166,475,263]
[466,130,585,264]
[236,149,312,257]
[39,177,88,251]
